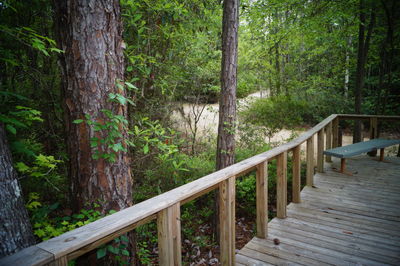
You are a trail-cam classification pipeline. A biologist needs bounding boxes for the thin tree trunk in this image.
[353,0,375,143]
[216,0,239,172]
[0,123,35,258]
[215,0,239,241]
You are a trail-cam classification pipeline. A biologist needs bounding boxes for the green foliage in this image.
[240,95,308,140]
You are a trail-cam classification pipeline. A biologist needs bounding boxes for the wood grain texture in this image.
[158,203,181,266]
[317,129,324,173]
[325,122,332,162]
[292,146,301,203]
[306,136,314,186]
[237,156,400,265]
[256,161,268,238]
[332,117,339,149]
[220,176,235,265]
[0,246,53,266]
[276,152,287,219]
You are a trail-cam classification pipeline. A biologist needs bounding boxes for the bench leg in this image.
[341,158,346,173]
[379,148,384,161]
[332,158,353,176]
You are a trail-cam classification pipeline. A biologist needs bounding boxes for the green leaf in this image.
[121,249,130,256]
[97,247,107,259]
[124,82,138,90]
[143,144,149,154]
[15,162,30,172]
[107,245,119,255]
[6,124,16,134]
[120,235,129,243]
[73,119,84,124]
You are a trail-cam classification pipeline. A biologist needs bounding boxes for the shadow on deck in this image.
[237,155,400,265]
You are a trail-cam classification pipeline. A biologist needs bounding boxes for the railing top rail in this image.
[338,114,400,120]
[3,113,400,265]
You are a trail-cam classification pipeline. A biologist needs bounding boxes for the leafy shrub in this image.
[240,95,308,140]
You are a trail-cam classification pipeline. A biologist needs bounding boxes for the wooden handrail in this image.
[2,114,400,266]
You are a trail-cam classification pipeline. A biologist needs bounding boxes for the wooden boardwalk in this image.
[237,155,400,266]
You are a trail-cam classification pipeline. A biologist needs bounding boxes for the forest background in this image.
[0,0,399,264]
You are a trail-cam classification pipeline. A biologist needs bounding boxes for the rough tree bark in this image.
[53,0,132,214]
[353,0,375,143]
[0,123,35,258]
[53,1,134,263]
[216,0,239,171]
[214,0,239,241]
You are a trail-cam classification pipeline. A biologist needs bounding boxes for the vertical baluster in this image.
[292,146,301,203]
[369,117,378,139]
[326,122,332,162]
[256,161,268,238]
[306,136,314,186]
[158,203,182,266]
[219,176,235,265]
[277,152,287,219]
[317,129,324,173]
[49,256,68,266]
[332,117,339,148]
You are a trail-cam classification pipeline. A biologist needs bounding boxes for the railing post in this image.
[256,161,268,238]
[306,136,314,186]
[277,152,287,219]
[158,203,182,266]
[325,122,332,162]
[369,117,378,139]
[332,117,339,148]
[49,256,68,266]
[292,146,301,203]
[317,129,324,173]
[219,176,235,265]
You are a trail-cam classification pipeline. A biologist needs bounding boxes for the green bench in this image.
[323,138,400,174]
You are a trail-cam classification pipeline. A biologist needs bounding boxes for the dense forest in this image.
[0,0,399,264]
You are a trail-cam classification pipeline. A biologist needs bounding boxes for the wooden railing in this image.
[1,114,399,266]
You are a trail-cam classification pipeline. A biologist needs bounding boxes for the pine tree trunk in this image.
[53,1,134,263]
[216,0,238,171]
[214,0,239,242]
[53,0,132,214]
[0,123,35,258]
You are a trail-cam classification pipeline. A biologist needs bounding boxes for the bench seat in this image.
[323,139,400,158]
[323,138,400,174]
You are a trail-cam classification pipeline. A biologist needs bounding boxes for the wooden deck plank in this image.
[287,204,400,234]
[268,222,400,259]
[268,217,400,251]
[236,254,274,266]
[237,156,400,265]
[245,239,333,266]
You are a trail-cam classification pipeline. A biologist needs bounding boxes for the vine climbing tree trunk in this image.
[53,0,134,263]
[0,123,35,258]
[215,0,239,241]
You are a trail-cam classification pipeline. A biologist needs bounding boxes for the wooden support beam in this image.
[332,118,339,148]
[256,161,268,238]
[380,148,385,161]
[369,117,378,139]
[276,152,287,219]
[325,122,332,162]
[219,176,236,265]
[306,136,314,187]
[157,203,182,266]
[317,129,324,173]
[292,146,301,203]
[48,256,68,266]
